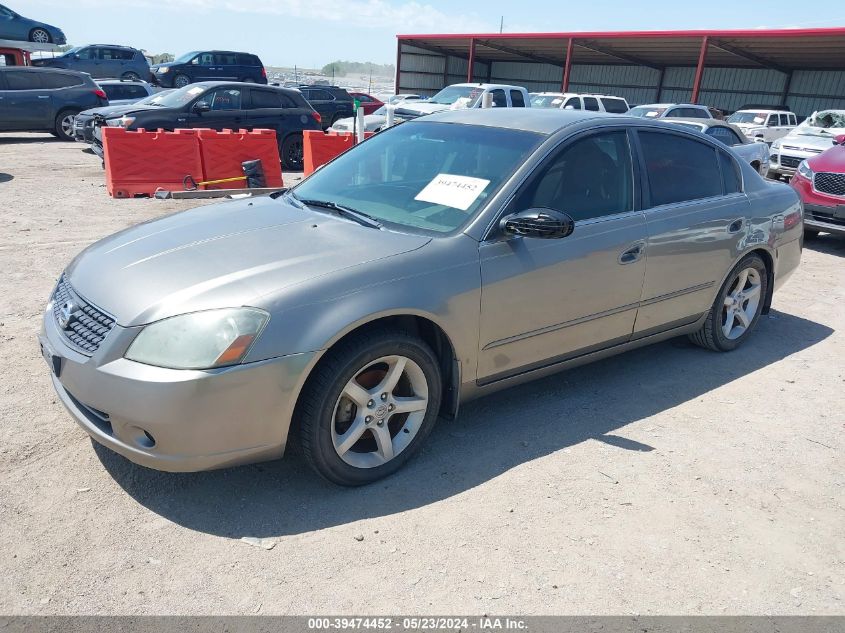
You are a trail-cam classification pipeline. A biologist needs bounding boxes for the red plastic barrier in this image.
[103,128,204,198]
[303,131,375,176]
[197,128,283,189]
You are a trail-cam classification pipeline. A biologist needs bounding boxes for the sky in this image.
[20,0,845,69]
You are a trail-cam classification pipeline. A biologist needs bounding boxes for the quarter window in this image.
[601,98,628,114]
[719,151,742,194]
[40,73,83,89]
[639,131,722,206]
[5,71,42,90]
[514,131,634,222]
[583,97,600,111]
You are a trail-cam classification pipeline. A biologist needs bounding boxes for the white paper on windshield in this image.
[753,117,765,124]
[551,98,563,105]
[450,97,471,110]
[415,174,490,211]
[645,111,658,117]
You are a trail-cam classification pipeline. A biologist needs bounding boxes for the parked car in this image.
[348,92,383,115]
[32,45,151,81]
[789,135,845,237]
[530,92,629,114]
[73,89,173,143]
[627,103,713,119]
[0,67,107,140]
[297,85,354,129]
[0,4,65,44]
[95,78,155,105]
[39,109,802,485]
[727,109,797,144]
[396,83,530,117]
[0,46,27,66]
[666,118,770,176]
[330,104,410,134]
[150,51,267,89]
[768,110,845,179]
[91,81,320,169]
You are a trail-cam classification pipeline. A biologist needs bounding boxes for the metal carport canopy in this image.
[396,28,845,103]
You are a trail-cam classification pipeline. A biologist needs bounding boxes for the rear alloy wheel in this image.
[29,28,51,44]
[281,134,304,171]
[173,74,190,88]
[54,111,77,142]
[689,253,768,352]
[298,330,442,486]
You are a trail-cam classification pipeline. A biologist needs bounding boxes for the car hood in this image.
[394,102,452,117]
[96,104,159,119]
[150,62,177,71]
[808,145,845,172]
[777,133,836,151]
[65,196,430,326]
[332,115,390,132]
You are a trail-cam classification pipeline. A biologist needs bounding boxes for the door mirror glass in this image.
[193,101,210,113]
[500,208,575,239]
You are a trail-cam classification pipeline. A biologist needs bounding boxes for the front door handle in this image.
[619,242,645,265]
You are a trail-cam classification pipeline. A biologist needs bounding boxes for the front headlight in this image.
[157,67,169,74]
[105,116,136,128]
[797,160,814,181]
[125,308,269,370]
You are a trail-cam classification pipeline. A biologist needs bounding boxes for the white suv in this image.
[726,109,797,144]
[530,92,629,114]
[398,83,530,116]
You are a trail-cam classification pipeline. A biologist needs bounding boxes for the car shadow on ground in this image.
[0,173,13,184]
[95,310,833,538]
[0,135,60,145]
[805,234,845,257]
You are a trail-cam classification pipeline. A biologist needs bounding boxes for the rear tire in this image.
[281,133,304,171]
[297,329,442,486]
[689,253,768,352]
[54,110,78,142]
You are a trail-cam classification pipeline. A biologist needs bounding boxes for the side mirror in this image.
[833,134,845,146]
[564,105,575,110]
[71,54,80,60]
[192,101,210,113]
[500,208,575,239]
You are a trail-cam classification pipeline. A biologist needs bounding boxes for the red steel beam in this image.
[467,38,476,82]
[561,37,573,92]
[691,35,709,104]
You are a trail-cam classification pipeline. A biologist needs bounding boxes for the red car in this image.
[790,134,845,237]
[348,92,384,115]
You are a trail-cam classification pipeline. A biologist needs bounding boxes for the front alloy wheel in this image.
[30,28,50,43]
[298,329,442,486]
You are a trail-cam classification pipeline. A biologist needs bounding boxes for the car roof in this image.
[734,108,793,114]
[636,103,706,108]
[89,44,137,49]
[423,108,614,134]
[187,81,302,96]
[447,82,526,90]
[0,66,85,76]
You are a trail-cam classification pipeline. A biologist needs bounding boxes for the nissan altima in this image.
[39,109,803,486]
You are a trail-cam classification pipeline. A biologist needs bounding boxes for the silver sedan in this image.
[39,109,803,486]
[665,118,771,176]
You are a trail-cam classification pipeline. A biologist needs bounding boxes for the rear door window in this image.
[510,90,525,107]
[601,98,628,113]
[490,89,507,107]
[583,97,600,111]
[779,113,789,126]
[250,89,282,109]
[41,73,83,89]
[638,130,723,206]
[215,53,239,66]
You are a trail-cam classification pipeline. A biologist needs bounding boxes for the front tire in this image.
[297,329,442,486]
[54,110,78,142]
[29,28,51,44]
[689,253,768,352]
[280,133,304,171]
[173,74,190,88]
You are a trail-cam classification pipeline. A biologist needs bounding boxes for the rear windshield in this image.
[530,94,566,108]
[628,106,667,118]
[727,112,768,124]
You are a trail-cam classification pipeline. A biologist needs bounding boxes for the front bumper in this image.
[39,302,315,472]
[72,115,95,143]
[790,174,845,235]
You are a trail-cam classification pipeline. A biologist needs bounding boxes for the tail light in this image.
[94,89,108,100]
[311,111,321,124]
[261,67,267,78]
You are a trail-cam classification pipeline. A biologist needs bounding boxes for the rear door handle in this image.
[38,95,50,99]
[619,242,645,265]
[728,218,744,233]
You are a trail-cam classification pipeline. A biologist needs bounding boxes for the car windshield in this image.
[144,84,206,108]
[727,112,768,124]
[290,120,543,234]
[173,51,198,64]
[62,47,84,57]
[669,121,706,133]
[627,106,668,118]
[139,90,173,105]
[795,110,845,135]
[428,86,483,107]
[530,94,566,108]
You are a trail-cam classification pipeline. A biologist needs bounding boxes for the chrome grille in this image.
[783,145,823,154]
[779,155,801,168]
[52,276,116,354]
[814,172,845,197]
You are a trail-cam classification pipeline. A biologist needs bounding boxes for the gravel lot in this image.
[1,133,843,616]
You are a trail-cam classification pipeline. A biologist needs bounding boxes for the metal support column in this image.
[561,38,574,92]
[467,38,476,82]
[691,35,709,104]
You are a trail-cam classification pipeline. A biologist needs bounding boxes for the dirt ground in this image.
[0,133,843,616]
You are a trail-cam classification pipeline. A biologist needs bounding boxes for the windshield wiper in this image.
[284,192,382,229]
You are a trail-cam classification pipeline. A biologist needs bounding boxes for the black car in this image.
[92,82,320,170]
[297,85,354,129]
[150,51,267,89]
[0,67,108,140]
[73,89,174,143]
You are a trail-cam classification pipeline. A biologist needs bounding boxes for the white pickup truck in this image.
[726,109,798,144]
[394,83,531,117]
